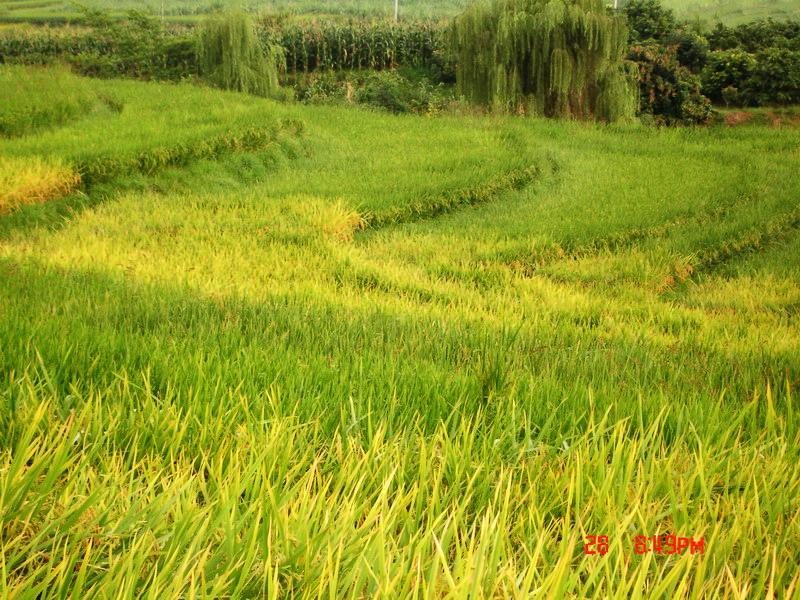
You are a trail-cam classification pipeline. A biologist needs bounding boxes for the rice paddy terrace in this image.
[0,66,799,596]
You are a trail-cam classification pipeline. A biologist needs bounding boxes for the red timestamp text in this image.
[584,535,705,556]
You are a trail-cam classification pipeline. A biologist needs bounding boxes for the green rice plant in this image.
[0,66,305,187]
[0,63,99,136]
[75,121,302,185]
[1,71,800,597]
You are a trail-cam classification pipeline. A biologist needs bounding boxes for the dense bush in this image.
[747,48,800,104]
[701,49,756,103]
[623,0,800,107]
[67,9,194,80]
[354,70,451,113]
[624,0,677,43]
[707,19,800,52]
[702,47,800,105]
[670,29,709,73]
[293,69,453,114]
[629,44,713,124]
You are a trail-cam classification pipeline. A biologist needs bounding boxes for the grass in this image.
[0,0,467,23]
[0,66,799,596]
[0,155,79,212]
[662,0,800,24]
[0,65,304,197]
[0,64,100,137]
[1,0,798,23]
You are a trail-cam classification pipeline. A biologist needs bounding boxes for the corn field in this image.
[0,19,449,74]
[267,19,447,73]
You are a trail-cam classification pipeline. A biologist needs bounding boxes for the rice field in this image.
[1,65,799,597]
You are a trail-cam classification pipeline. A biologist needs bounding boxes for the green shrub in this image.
[354,71,419,113]
[669,29,709,73]
[721,85,740,106]
[293,71,350,104]
[747,48,800,105]
[629,44,713,124]
[701,49,756,103]
[294,69,452,114]
[624,0,677,44]
[68,9,177,79]
[707,18,800,53]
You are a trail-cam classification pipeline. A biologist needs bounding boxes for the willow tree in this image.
[451,0,636,120]
[198,11,283,98]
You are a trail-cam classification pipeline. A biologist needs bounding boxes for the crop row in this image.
[0,20,449,73]
[363,162,541,229]
[504,190,765,276]
[266,20,447,73]
[0,119,303,215]
[76,118,303,186]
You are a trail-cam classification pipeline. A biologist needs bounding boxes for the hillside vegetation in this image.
[0,65,798,597]
[1,0,799,24]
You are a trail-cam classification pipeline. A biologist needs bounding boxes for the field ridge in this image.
[362,161,545,230]
[76,118,305,187]
[660,205,800,293]
[502,189,761,277]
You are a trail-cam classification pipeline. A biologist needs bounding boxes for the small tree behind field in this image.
[451,0,637,121]
[198,11,283,98]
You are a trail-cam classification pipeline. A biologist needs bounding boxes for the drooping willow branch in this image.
[451,0,637,121]
[198,11,283,98]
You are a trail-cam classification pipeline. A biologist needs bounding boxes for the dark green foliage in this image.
[702,19,800,105]
[706,22,739,51]
[701,48,756,102]
[623,0,677,43]
[198,12,283,97]
[703,46,800,105]
[293,68,454,114]
[747,48,800,104]
[451,0,636,121]
[353,70,450,113]
[67,8,196,80]
[353,72,419,113]
[707,18,800,52]
[670,29,709,72]
[629,43,713,124]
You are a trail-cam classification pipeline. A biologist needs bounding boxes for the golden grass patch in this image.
[0,155,80,213]
[291,196,366,242]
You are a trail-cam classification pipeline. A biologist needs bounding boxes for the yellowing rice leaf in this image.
[0,155,80,213]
